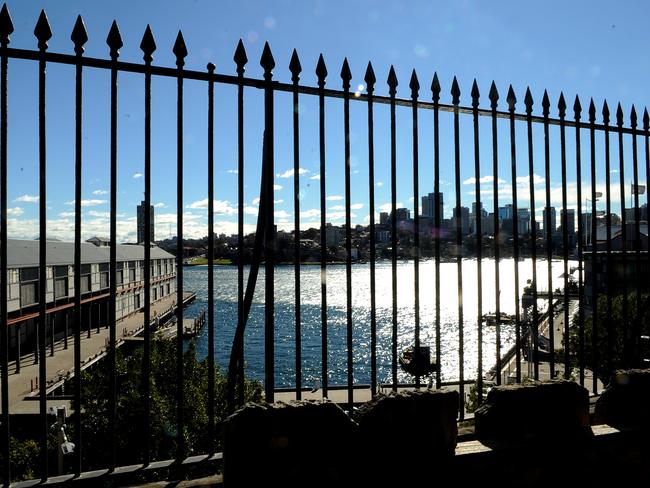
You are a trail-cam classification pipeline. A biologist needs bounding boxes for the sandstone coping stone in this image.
[222,400,356,487]
[353,388,458,482]
[594,369,650,428]
[474,380,589,441]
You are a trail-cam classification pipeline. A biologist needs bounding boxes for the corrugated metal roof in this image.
[6,239,174,268]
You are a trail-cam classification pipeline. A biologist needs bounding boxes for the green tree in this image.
[76,338,262,470]
[568,292,650,381]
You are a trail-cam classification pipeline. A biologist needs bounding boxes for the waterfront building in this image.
[5,238,176,360]
[421,192,444,224]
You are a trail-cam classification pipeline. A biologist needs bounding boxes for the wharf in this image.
[3,291,196,416]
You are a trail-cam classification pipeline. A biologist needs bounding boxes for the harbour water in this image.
[183,258,573,388]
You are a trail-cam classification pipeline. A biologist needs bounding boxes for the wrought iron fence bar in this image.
[365,63,377,397]
[410,71,421,389]
[525,89,540,380]
[317,54,328,398]
[574,97,585,386]
[174,31,187,460]
[631,107,641,366]
[559,95,570,380]
[508,87,521,383]
[261,43,275,403]
[290,50,302,400]
[342,60,354,411]
[489,83,501,386]
[432,75,441,389]
[616,107,629,367]
[36,11,49,479]
[141,25,154,466]
[603,102,613,374]
[388,67,398,392]
[0,6,9,485]
[107,20,121,470]
[542,92,555,378]
[588,101,599,394]
[236,43,246,407]
[471,81,483,402]
[206,61,216,450]
[452,77,464,419]
[72,16,85,476]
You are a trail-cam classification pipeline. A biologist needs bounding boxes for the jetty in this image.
[3,291,196,416]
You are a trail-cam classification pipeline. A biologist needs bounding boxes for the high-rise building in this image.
[422,192,444,224]
[560,208,576,246]
[137,201,155,244]
[543,206,556,234]
[379,212,389,226]
[452,206,470,235]
[498,204,513,221]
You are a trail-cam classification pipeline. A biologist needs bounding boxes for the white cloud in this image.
[351,203,364,210]
[300,208,320,219]
[58,211,75,218]
[14,194,39,203]
[252,197,260,205]
[463,175,506,185]
[274,184,283,191]
[7,207,23,217]
[87,210,111,218]
[377,181,384,187]
[133,172,143,179]
[516,174,545,186]
[329,205,344,211]
[186,198,236,215]
[154,202,166,208]
[244,206,258,215]
[92,189,108,195]
[327,195,343,201]
[377,202,403,213]
[65,199,107,207]
[310,174,320,180]
[277,168,309,178]
[275,210,291,219]
[226,169,238,174]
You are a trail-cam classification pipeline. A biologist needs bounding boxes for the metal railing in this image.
[0,4,649,485]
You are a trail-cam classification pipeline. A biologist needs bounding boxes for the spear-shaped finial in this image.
[573,95,582,119]
[234,39,248,75]
[602,100,610,124]
[488,81,499,109]
[0,4,14,45]
[364,61,376,94]
[506,85,516,111]
[316,53,327,87]
[387,65,398,97]
[541,90,550,117]
[431,72,440,102]
[340,57,351,90]
[616,102,624,126]
[71,15,88,55]
[409,69,420,99]
[140,24,156,63]
[106,20,123,59]
[34,10,52,51]
[260,41,275,80]
[470,79,480,108]
[524,87,534,114]
[630,104,637,128]
[643,107,649,131]
[289,49,301,83]
[450,76,460,105]
[558,92,566,118]
[173,30,188,68]
[588,98,596,123]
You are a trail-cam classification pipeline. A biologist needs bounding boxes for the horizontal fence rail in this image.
[0,4,649,486]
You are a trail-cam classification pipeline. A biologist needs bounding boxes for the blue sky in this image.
[4,0,650,241]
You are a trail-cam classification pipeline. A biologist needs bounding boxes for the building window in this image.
[159,285,164,298]
[157,261,162,276]
[80,264,91,293]
[153,287,157,301]
[134,294,141,310]
[20,282,38,307]
[54,277,68,299]
[129,268,136,282]
[116,270,123,285]
[54,265,68,278]
[166,283,170,295]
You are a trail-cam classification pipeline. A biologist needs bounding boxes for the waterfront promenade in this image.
[3,292,195,415]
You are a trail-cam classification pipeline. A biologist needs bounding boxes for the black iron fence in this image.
[0,4,649,485]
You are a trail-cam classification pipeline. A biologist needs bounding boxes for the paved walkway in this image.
[3,292,195,415]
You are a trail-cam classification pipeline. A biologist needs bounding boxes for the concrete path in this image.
[3,292,195,415]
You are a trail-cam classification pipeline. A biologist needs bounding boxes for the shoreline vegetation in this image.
[183,256,569,266]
